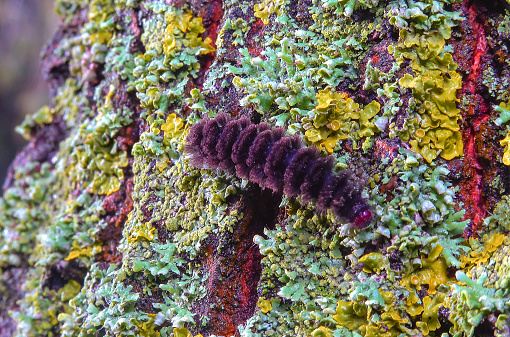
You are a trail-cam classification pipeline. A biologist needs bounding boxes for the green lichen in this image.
[368,150,469,267]
[487,196,510,232]
[493,101,510,165]
[494,101,510,126]
[59,264,148,336]
[321,0,380,17]
[16,105,56,140]
[446,270,510,337]
[228,6,383,154]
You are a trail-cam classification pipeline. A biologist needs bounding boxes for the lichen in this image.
[254,0,286,25]
[133,5,214,114]
[5,0,510,336]
[321,0,380,17]
[446,269,510,337]
[388,1,464,163]
[303,89,381,153]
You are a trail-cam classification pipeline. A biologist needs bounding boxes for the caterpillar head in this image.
[353,209,372,229]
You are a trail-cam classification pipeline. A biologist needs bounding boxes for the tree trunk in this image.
[1,0,510,336]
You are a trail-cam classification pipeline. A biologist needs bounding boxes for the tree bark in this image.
[1,0,510,336]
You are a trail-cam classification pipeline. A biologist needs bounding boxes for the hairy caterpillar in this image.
[185,113,372,228]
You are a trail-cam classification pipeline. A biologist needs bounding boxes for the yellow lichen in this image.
[254,0,286,25]
[333,300,368,331]
[139,314,160,337]
[400,244,450,295]
[399,69,463,162]
[173,327,191,337]
[461,233,505,268]
[64,245,102,261]
[161,113,185,142]
[500,131,510,165]
[304,89,380,153]
[416,294,445,335]
[128,222,156,243]
[358,101,382,138]
[358,252,388,274]
[398,246,450,337]
[391,28,463,163]
[333,291,410,337]
[17,105,56,140]
[84,150,129,195]
[257,298,273,313]
[311,326,334,337]
[60,280,82,302]
[161,11,215,57]
[405,290,423,317]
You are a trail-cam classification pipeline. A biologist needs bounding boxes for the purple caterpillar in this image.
[185,113,372,228]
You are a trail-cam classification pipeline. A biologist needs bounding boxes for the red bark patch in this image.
[456,0,491,236]
[95,176,134,264]
[246,20,265,57]
[192,189,279,336]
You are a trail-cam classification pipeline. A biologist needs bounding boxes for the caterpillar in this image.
[185,113,372,228]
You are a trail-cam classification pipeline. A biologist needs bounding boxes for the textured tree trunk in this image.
[2,0,510,336]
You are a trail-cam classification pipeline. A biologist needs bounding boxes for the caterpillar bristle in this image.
[318,170,352,211]
[283,147,319,197]
[185,118,209,168]
[185,113,372,228]
[202,114,231,168]
[263,136,301,192]
[247,128,285,186]
[217,118,251,171]
[300,157,334,203]
[316,174,340,211]
[232,123,270,179]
